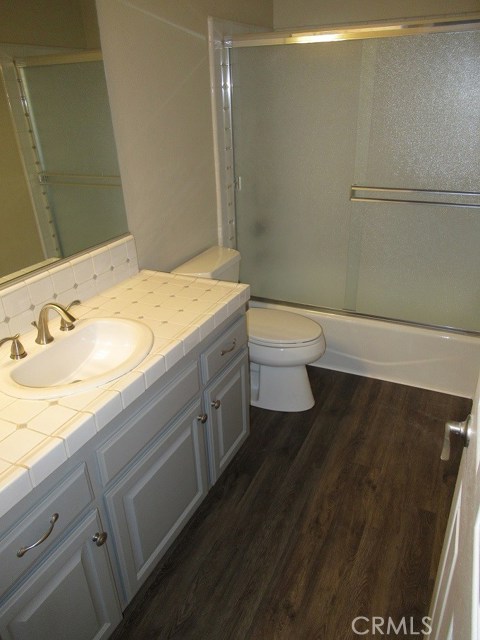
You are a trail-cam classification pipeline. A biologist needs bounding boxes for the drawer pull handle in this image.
[211,399,221,410]
[197,414,208,424]
[92,531,108,547]
[17,513,59,557]
[220,338,237,356]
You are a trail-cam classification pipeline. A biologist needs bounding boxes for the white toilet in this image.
[172,246,326,412]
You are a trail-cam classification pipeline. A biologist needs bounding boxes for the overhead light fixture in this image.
[291,33,342,44]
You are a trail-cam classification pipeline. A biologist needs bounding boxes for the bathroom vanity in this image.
[0,270,250,639]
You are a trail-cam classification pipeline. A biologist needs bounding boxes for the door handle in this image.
[441,415,471,461]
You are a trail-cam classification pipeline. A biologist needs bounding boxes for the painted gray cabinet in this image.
[0,311,250,636]
[104,400,209,601]
[0,510,122,640]
[103,320,250,603]
[204,351,250,484]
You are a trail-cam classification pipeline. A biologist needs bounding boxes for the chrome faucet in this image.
[35,303,77,345]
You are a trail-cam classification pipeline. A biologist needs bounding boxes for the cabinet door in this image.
[0,510,121,640]
[204,350,250,484]
[104,400,208,602]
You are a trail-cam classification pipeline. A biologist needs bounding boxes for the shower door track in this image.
[225,13,480,48]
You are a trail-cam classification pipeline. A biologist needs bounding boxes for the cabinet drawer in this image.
[97,362,200,484]
[0,465,92,598]
[201,316,247,384]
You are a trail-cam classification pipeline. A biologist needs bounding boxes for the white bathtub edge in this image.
[249,301,480,399]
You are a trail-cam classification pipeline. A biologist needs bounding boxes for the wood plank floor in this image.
[111,368,471,640]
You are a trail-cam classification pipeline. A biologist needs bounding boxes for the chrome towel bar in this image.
[350,185,480,208]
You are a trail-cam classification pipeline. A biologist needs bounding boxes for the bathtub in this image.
[249,301,480,399]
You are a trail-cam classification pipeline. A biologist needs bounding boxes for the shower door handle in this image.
[441,415,471,461]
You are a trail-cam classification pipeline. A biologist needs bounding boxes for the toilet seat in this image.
[247,308,323,348]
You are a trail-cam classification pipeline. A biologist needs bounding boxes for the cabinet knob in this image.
[197,414,208,424]
[92,531,108,547]
[211,399,221,410]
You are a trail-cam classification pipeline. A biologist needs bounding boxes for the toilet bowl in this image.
[247,308,325,411]
[172,246,326,412]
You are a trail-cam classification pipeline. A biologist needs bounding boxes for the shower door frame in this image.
[209,14,480,337]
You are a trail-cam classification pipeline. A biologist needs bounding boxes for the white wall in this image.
[0,0,99,48]
[274,0,480,29]
[96,0,272,273]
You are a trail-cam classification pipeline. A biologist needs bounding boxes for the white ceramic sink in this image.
[0,318,154,400]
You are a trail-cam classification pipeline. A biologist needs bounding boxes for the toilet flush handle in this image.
[441,415,471,461]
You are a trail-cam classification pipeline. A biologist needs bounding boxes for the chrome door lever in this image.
[441,415,471,461]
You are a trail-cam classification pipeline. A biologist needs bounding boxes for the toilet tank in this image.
[172,246,241,282]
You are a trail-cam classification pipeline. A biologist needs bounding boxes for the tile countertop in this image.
[0,270,250,519]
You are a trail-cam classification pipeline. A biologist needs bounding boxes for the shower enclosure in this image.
[216,19,480,334]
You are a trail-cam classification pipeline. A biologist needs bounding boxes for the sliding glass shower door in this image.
[231,31,480,332]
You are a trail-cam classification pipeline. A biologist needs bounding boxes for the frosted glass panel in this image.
[22,61,120,175]
[356,32,480,190]
[353,31,480,332]
[232,42,363,308]
[20,59,128,257]
[232,31,480,332]
[45,185,127,257]
[355,204,480,332]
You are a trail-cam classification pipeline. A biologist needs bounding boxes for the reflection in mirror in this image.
[0,47,128,284]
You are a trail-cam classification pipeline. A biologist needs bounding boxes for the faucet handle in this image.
[0,334,27,360]
[59,300,81,331]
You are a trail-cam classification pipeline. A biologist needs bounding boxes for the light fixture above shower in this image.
[225,12,480,48]
[290,33,342,44]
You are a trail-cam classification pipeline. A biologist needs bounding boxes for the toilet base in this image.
[250,362,314,412]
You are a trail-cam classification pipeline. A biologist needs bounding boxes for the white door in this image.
[427,373,480,639]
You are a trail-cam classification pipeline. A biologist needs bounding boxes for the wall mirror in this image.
[0,42,128,285]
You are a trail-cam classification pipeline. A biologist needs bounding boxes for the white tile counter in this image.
[0,270,249,518]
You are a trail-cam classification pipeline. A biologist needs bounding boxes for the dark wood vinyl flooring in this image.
[112,367,471,640]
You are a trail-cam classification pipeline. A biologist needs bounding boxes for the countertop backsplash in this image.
[0,235,139,339]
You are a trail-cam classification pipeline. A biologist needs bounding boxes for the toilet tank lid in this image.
[172,246,240,278]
